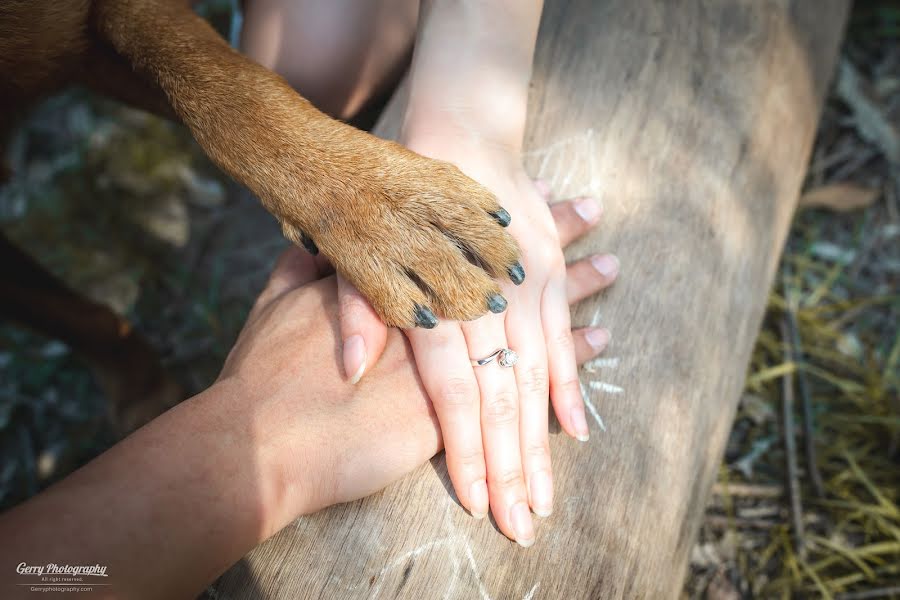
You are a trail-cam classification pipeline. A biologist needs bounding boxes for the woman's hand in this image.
[336,149,620,545]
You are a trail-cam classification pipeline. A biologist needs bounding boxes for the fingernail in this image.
[508,262,526,285]
[573,197,602,223]
[300,232,319,255]
[469,480,488,519]
[511,502,535,547]
[414,304,438,329]
[487,293,508,314]
[590,254,619,278]
[490,208,511,227]
[585,328,610,351]
[343,334,367,384]
[530,471,553,517]
[571,406,590,442]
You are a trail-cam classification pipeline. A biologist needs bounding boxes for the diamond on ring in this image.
[498,349,518,368]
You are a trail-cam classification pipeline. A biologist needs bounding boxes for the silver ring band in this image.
[470,348,519,368]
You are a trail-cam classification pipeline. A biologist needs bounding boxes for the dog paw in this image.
[278,141,523,328]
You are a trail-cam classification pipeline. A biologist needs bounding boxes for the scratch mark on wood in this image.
[524,129,602,199]
[369,538,456,599]
[368,498,544,598]
[398,560,414,591]
[461,538,492,600]
[589,381,624,394]
[523,582,540,600]
[582,356,621,371]
[579,381,607,432]
[444,502,492,600]
[441,504,464,600]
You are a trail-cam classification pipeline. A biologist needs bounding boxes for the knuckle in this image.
[338,290,370,321]
[519,365,549,396]
[527,244,564,271]
[483,390,518,426]
[552,330,576,354]
[438,377,479,409]
[452,446,486,470]
[491,468,526,491]
[524,441,551,464]
[529,244,555,266]
[556,376,582,399]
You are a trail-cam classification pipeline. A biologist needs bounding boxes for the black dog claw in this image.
[508,262,526,285]
[414,304,438,329]
[490,208,511,227]
[300,232,319,255]
[487,294,508,314]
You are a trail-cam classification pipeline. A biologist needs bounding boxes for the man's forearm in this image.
[402,0,544,152]
[1,380,280,599]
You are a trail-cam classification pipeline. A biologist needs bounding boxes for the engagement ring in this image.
[470,348,519,368]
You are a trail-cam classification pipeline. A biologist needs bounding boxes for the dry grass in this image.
[687,4,900,596]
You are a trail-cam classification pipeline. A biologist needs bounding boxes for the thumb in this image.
[337,274,389,384]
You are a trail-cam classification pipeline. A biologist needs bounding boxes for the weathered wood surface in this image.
[214,1,848,597]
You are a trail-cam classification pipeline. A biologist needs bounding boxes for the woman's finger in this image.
[407,325,489,520]
[505,297,554,518]
[550,197,602,247]
[573,327,611,364]
[565,254,620,304]
[337,274,388,384]
[541,278,589,442]
[461,315,534,547]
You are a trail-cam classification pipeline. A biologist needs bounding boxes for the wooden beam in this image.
[214,1,849,597]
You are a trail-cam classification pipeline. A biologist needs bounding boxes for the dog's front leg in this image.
[90,0,522,328]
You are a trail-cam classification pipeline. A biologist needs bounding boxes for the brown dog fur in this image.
[1,0,521,329]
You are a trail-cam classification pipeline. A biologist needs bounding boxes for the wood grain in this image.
[213,1,848,597]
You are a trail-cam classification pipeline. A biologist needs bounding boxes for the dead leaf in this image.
[799,183,879,212]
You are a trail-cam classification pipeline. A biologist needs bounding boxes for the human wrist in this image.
[204,375,317,536]
[402,0,539,156]
[400,89,528,153]
[400,118,524,163]
[400,127,522,181]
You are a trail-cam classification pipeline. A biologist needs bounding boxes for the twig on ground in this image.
[780,319,807,560]
[705,515,780,531]
[711,483,784,498]
[784,280,826,498]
